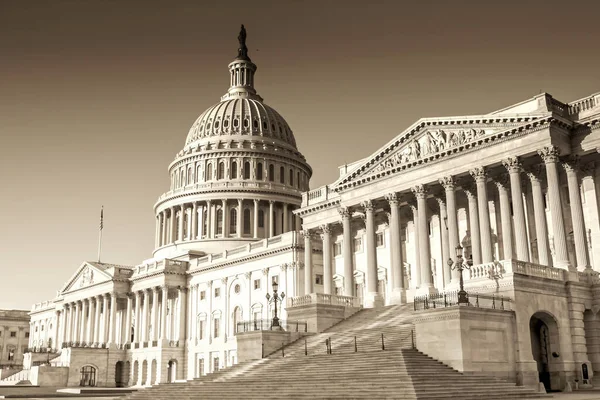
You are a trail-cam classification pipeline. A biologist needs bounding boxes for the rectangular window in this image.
[198,320,204,340]
[271,275,279,286]
[214,287,221,298]
[315,274,323,285]
[25,332,30,338]
[199,358,204,376]
[354,237,362,252]
[334,242,342,256]
[253,279,261,290]
[10,331,16,338]
[335,287,342,295]
[376,232,384,247]
[200,290,206,301]
[213,357,220,372]
[213,318,220,338]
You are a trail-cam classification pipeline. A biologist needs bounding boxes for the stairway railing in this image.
[413,290,511,311]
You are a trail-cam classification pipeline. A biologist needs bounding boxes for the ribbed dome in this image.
[185,98,297,148]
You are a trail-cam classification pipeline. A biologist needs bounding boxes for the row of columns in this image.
[156,200,301,248]
[301,146,590,304]
[60,293,118,347]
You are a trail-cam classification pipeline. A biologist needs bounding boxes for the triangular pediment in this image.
[60,261,114,294]
[333,114,546,189]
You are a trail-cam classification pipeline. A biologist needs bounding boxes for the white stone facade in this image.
[22,26,600,391]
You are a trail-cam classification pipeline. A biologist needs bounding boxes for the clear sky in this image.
[1,0,599,310]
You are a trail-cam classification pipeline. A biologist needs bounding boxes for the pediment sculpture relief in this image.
[79,268,94,288]
[371,128,487,174]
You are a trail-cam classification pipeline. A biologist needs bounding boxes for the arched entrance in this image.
[150,359,157,385]
[167,359,177,383]
[530,312,560,392]
[132,360,139,386]
[141,360,148,386]
[115,362,124,387]
[79,365,96,387]
[232,306,242,335]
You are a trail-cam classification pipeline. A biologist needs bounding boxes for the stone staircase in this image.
[123,303,549,399]
[0,369,31,386]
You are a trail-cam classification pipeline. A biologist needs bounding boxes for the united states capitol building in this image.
[17,28,600,394]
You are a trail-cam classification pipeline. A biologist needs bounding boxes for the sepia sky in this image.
[1,0,599,310]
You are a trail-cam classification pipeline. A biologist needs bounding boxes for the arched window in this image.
[244,161,251,180]
[230,208,237,235]
[216,209,223,236]
[279,166,285,184]
[258,210,265,228]
[231,161,238,179]
[206,163,213,181]
[218,162,225,180]
[257,163,263,180]
[289,169,294,186]
[174,171,179,188]
[197,166,202,183]
[268,165,275,182]
[188,167,193,184]
[243,209,251,234]
[180,169,185,187]
[203,209,208,238]
[233,306,243,334]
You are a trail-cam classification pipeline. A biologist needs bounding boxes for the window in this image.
[41,326,44,332]
[268,165,275,182]
[230,209,237,235]
[315,274,324,285]
[231,161,238,179]
[334,242,342,256]
[258,210,265,228]
[297,171,300,188]
[243,119,249,128]
[234,284,241,294]
[206,163,213,181]
[223,119,229,128]
[213,356,220,371]
[271,275,279,286]
[243,209,251,234]
[198,320,205,340]
[253,119,259,129]
[257,163,263,180]
[35,327,38,333]
[10,331,16,338]
[376,232,384,247]
[199,358,205,376]
[218,162,225,180]
[188,167,193,184]
[354,238,363,252]
[216,209,223,236]
[244,161,251,179]
[289,169,294,186]
[213,319,220,338]
[25,332,30,338]
[253,279,261,290]
[214,288,221,298]
[233,118,239,128]
[279,166,285,184]
[335,287,342,295]
[7,347,15,361]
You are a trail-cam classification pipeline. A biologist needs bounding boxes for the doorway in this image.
[530,312,559,392]
[79,366,96,387]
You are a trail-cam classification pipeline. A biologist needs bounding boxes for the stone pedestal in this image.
[286,303,360,333]
[236,330,308,362]
[389,288,407,305]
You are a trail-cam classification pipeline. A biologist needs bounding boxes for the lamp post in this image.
[447,244,473,304]
[266,281,285,328]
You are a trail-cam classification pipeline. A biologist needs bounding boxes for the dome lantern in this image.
[222,25,261,102]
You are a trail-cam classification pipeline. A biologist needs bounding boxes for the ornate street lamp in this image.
[265,281,285,328]
[447,244,473,304]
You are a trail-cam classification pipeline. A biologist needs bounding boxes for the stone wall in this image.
[414,306,516,381]
[29,366,69,386]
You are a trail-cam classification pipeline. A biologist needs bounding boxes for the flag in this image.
[100,206,104,231]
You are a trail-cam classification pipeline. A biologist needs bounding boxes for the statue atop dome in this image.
[237,24,251,61]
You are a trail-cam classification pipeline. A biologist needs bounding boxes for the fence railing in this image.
[287,293,362,308]
[236,319,308,334]
[61,342,107,349]
[25,348,58,354]
[413,291,512,311]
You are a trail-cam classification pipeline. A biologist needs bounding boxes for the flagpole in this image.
[98,206,104,263]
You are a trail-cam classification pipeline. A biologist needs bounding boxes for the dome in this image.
[185,98,297,149]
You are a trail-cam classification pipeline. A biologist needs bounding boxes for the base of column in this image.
[415,285,438,297]
[364,292,385,308]
[388,288,407,305]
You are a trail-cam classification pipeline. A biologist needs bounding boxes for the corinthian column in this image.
[269,201,275,238]
[93,296,101,345]
[339,207,354,296]
[302,230,313,294]
[362,200,383,307]
[320,225,333,295]
[527,167,551,266]
[253,199,259,238]
[237,199,243,237]
[107,292,117,346]
[564,157,590,270]
[124,294,132,344]
[86,298,95,344]
[434,194,451,287]
[385,193,405,303]
[538,146,571,270]
[169,206,176,243]
[464,184,481,265]
[503,157,530,262]
[494,177,513,260]
[160,286,169,341]
[191,202,198,240]
[440,176,460,284]
[408,201,421,288]
[412,185,433,291]
[140,290,149,343]
[470,167,493,263]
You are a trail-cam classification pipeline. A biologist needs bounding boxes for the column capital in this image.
[319,224,331,237]
[281,263,289,271]
[301,229,313,240]
[360,200,375,213]
[411,184,427,199]
[253,198,259,204]
[525,165,544,183]
[384,192,400,206]
[493,175,510,189]
[463,183,477,199]
[502,156,522,173]
[338,206,352,219]
[433,191,446,206]
[262,267,270,276]
[221,276,228,285]
[244,272,251,280]
[562,155,580,174]
[439,176,456,190]
[152,286,160,294]
[538,145,560,163]
[268,200,275,205]
[469,166,487,182]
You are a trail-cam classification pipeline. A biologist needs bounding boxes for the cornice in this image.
[295,198,342,217]
[335,116,554,193]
